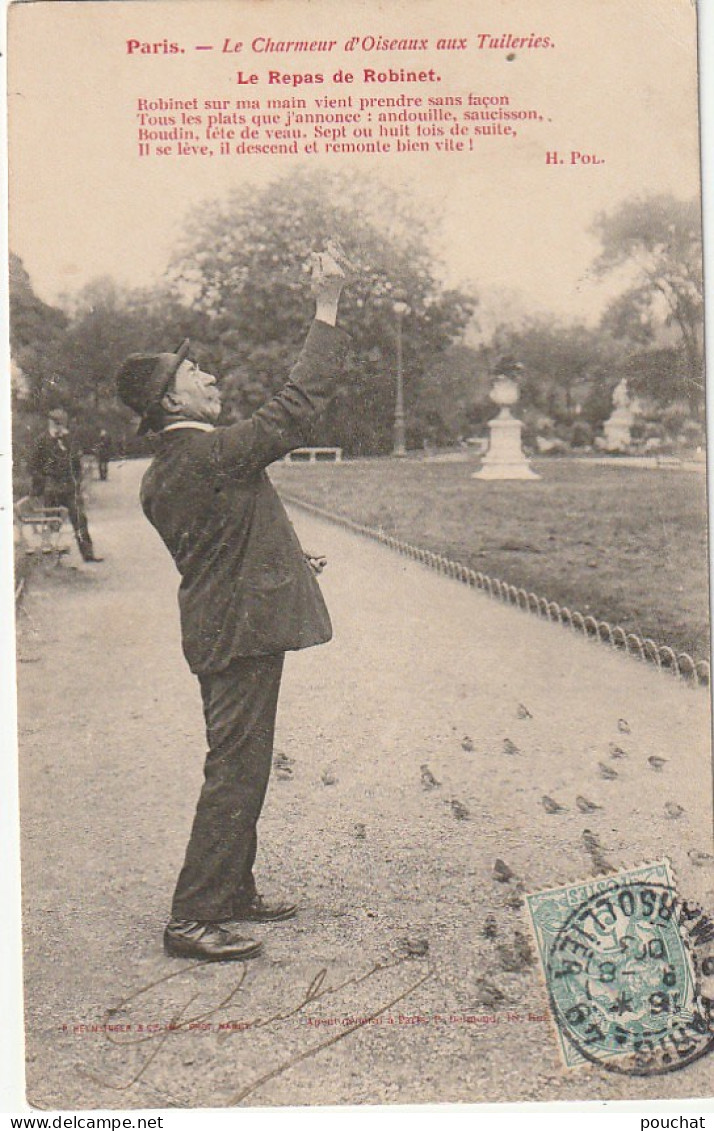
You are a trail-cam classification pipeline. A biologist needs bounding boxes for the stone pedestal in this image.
[474,411,540,479]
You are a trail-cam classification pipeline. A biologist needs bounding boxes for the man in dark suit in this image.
[116,246,351,962]
[29,407,103,562]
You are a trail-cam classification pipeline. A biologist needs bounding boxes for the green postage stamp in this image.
[527,861,714,1076]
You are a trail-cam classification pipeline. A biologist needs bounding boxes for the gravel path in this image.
[16,459,713,1109]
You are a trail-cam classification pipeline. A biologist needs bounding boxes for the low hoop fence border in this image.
[281,491,710,688]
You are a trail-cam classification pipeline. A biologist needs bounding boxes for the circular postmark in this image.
[545,880,714,1075]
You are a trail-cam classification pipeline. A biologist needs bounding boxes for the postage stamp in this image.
[527,862,714,1075]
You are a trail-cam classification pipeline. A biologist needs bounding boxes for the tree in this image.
[9,253,68,411]
[170,169,475,454]
[486,318,616,424]
[592,196,703,411]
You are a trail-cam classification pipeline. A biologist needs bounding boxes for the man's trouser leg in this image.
[63,489,95,560]
[171,654,285,922]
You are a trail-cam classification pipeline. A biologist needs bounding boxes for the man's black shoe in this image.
[163,920,262,961]
[229,894,298,923]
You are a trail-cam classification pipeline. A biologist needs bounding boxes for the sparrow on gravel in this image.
[354,823,367,840]
[401,937,429,958]
[576,795,602,813]
[688,849,714,867]
[648,756,667,772]
[474,977,507,1008]
[517,704,533,720]
[461,736,475,752]
[503,738,521,756]
[541,795,567,814]
[664,801,684,820]
[321,770,337,786]
[449,798,471,820]
[493,858,515,883]
[598,762,618,780]
[420,764,441,789]
[483,915,498,939]
[274,750,295,780]
[582,829,615,874]
[617,719,631,734]
[505,890,525,910]
[609,743,628,759]
[497,931,534,972]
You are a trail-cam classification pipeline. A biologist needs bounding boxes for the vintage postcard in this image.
[6,0,713,1112]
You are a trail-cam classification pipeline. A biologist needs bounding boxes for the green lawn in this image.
[271,457,711,661]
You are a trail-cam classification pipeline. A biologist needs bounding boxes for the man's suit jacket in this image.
[140,319,350,675]
[29,432,83,497]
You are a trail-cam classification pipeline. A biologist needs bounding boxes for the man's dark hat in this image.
[116,339,190,434]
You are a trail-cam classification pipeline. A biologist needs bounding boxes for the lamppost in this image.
[393,292,409,457]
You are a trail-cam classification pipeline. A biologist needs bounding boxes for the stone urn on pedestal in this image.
[598,378,639,452]
[473,359,540,480]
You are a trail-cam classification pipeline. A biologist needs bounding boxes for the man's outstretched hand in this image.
[310,239,356,325]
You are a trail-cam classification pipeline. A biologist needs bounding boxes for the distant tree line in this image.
[10,178,704,491]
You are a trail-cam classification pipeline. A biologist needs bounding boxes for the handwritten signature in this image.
[79,953,432,1104]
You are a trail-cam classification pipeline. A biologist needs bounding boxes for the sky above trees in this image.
[8,0,703,324]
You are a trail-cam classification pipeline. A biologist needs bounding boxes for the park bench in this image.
[14,496,70,562]
[283,447,343,464]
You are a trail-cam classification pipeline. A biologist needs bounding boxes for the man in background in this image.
[96,429,112,480]
[29,407,102,563]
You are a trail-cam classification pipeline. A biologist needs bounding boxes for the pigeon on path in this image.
[461,736,475,753]
[503,738,520,756]
[648,756,667,772]
[618,719,631,734]
[517,704,533,720]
